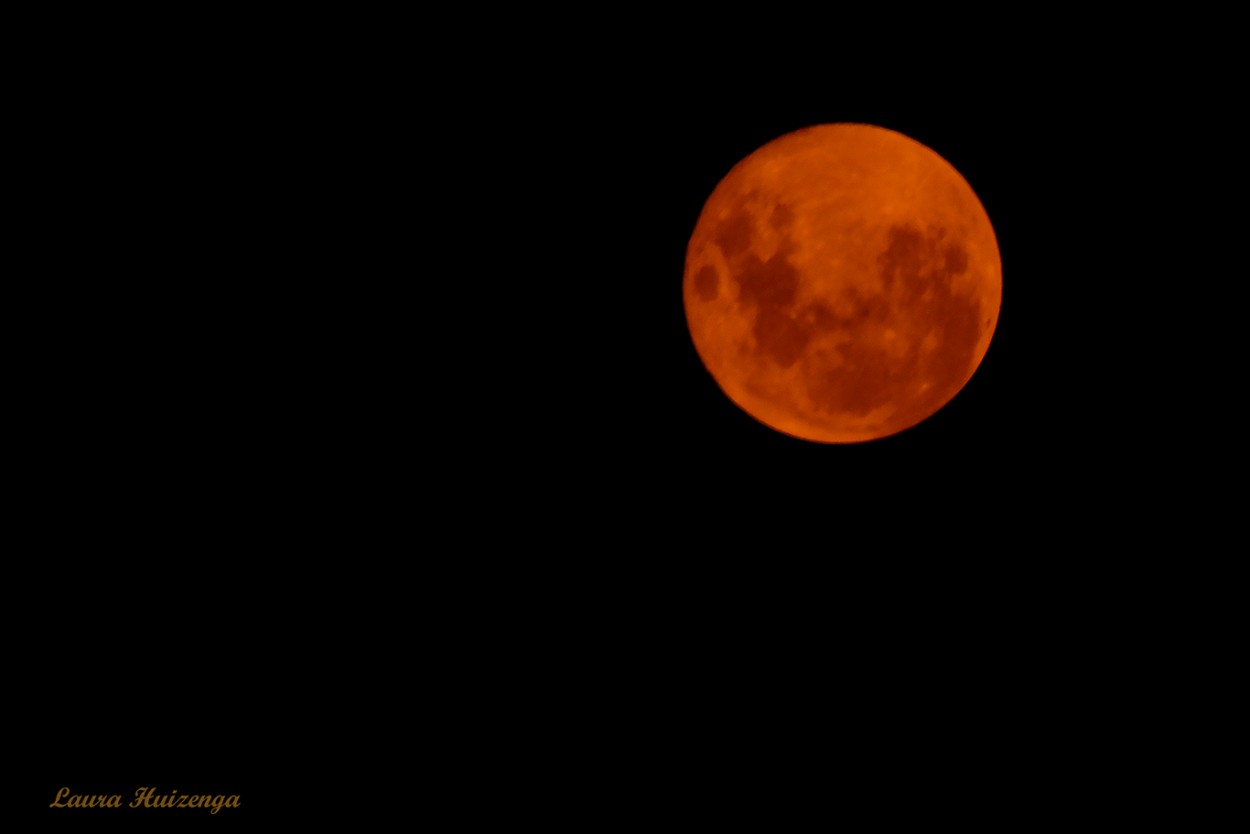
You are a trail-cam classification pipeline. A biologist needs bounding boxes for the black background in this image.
[13,10,1238,827]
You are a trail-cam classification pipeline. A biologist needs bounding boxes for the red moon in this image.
[683,123,1001,443]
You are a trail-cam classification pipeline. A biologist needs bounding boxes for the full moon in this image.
[683,123,1002,443]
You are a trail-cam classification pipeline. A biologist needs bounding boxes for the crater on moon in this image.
[693,266,719,301]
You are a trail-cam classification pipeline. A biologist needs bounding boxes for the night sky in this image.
[16,14,1233,826]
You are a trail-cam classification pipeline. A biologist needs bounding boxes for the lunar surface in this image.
[683,123,1001,443]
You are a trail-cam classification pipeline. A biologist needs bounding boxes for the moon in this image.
[683,123,1002,443]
